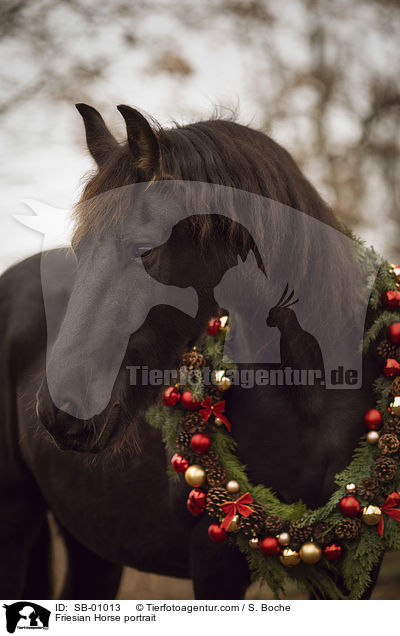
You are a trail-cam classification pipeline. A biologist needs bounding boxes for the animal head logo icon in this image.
[3,602,50,633]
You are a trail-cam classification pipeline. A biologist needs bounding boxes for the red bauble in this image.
[389,492,400,507]
[338,495,360,517]
[387,323,400,344]
[207,318,221,336]
[383,358,400,378]
[187,500,200,515]
[382,290,400,309]
[324,544,342,562]
[171,453,189,474]
[190,433,211,454]
[259,536,281,556]
[208,523,227,543]
[181,391,201,411]
[363,408,383,430]
[187,488,207,515]
[163,386,181,406]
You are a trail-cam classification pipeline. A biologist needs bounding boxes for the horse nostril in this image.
[63,420,86,439]
[54,408,87,440]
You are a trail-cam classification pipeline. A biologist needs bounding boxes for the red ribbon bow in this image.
[220,492,254,531]
[200,396,231,432]
[377,492,400,536]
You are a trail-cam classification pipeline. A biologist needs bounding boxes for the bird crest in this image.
[273,283,299,309]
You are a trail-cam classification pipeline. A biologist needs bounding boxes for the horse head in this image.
[36,106,248,452]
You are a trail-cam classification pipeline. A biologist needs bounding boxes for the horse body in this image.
[1,250,251,598]
[0,105,382,599]
[1,252,189,588]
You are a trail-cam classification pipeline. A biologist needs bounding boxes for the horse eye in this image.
[131,246,152,260]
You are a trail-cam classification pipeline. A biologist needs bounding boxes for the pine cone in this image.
[199,450,219,469]
[264,514,284,535]
[181,350,205,370]
[377,340,397,359]
[313,522,335,546]
[184,411,206,434]
[207,386,224,401]
[282,520,295,534]
[290,524,313,550]
[373,455,398,482]
[334,518,362,540]
[206,465,227,487]
[383,416,400,437]
[382,414,400,435]
[176,431,192,452]
[357,477,383,503]
[240,502,266,537]
[392,376,400,396]
[378,433,400,455]
[206,487,231,520]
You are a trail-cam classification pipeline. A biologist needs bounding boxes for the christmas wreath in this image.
[146,248,400,600]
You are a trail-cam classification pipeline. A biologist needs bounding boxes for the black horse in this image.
[0,104,381,599]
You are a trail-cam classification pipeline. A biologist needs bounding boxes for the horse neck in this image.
[226,328,379,507]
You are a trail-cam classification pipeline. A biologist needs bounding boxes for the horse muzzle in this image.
[36,382,123,452]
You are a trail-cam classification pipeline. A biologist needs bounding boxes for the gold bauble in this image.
[367,430,380,445]
[214,417,224,427]
[391,264,400,278]
[389,396,400,416]
[362,505,382,526]
[299,542,322,564]
[217,377,232,392]
[184,465,206,487]
[277,532,290,546]
[227,514,240,532]
[279,549,300,567]
[226,480,240,494]
[249,537,259,549]
[346,483,356,493]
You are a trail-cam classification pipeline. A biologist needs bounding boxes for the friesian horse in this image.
[0,104,381,599]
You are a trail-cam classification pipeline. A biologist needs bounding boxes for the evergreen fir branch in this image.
[236,534,286,598]
[146,402,182,453]
[384,516,400,551]
[363,310,400,352]
[341,531,385,598]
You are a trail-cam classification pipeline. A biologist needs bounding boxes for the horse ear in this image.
[75,103,118,167]
[117,105,160,175]
[244,250,257,266]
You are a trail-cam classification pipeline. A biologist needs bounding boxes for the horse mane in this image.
[73,116,345,245]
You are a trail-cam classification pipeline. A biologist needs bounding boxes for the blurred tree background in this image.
[2,0,400,598]
[1,0,399,257]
